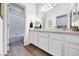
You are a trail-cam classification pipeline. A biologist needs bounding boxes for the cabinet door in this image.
[65,42,79,56]
[39,32,48,45]
[39,37,49,52]
[65,35,79,56]
[25,31,31,45]
[49,33,64,56]
[38,32,49,52]
[49,39,63,56]
[33,32,39,46]
[39,42,48,52]
[29,31,34,43]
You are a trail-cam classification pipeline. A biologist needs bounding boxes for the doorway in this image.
[7,3,25,44]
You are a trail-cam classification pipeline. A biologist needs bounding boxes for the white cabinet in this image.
[39,37,49,52]
[39,32,48,38]
[29,31,34,43]
[49,33,64,56]
[25,33,30,45]
[49,33,64,41]
[49,39,63,56]
[65,42,79,56]
[33,32,39,46]
[29,30,79,56]
[39,32,49,52]
[65,35,79,44]
[64,35,79,56]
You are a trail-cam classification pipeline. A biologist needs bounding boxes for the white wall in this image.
[24,3,36,45]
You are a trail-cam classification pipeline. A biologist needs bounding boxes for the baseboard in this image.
[24,43,31,46]
[9,35,24,44]
[9,35,24,39]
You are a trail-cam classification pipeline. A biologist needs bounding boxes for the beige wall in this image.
[1,3,4,19]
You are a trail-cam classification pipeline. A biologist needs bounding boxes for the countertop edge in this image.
[29,29,79,35]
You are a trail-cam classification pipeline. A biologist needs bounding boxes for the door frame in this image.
[8,3,26,41]
[3,3,26,55]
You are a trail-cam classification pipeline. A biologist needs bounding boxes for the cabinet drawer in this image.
[39,32,48,38]
[49,33,64,41]
[39,37,48,45]
[65,35,79,44]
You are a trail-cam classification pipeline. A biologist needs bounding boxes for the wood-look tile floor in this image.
[25,44,51,56]
[6,40,51,56]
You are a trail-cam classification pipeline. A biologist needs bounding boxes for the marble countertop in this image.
[29,29,79,35]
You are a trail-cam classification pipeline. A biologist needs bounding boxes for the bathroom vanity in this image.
[28,29,79,56]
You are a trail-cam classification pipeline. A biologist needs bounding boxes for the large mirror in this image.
[77,3,79,26]
[71,3,79,31]
[72,3,79,26]
[36,3,79,30]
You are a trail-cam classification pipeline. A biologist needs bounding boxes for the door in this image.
[8,4,25,38]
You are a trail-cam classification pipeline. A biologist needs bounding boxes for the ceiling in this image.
[38,3,57,12]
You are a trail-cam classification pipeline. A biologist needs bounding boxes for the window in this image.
[56,15,68,29]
